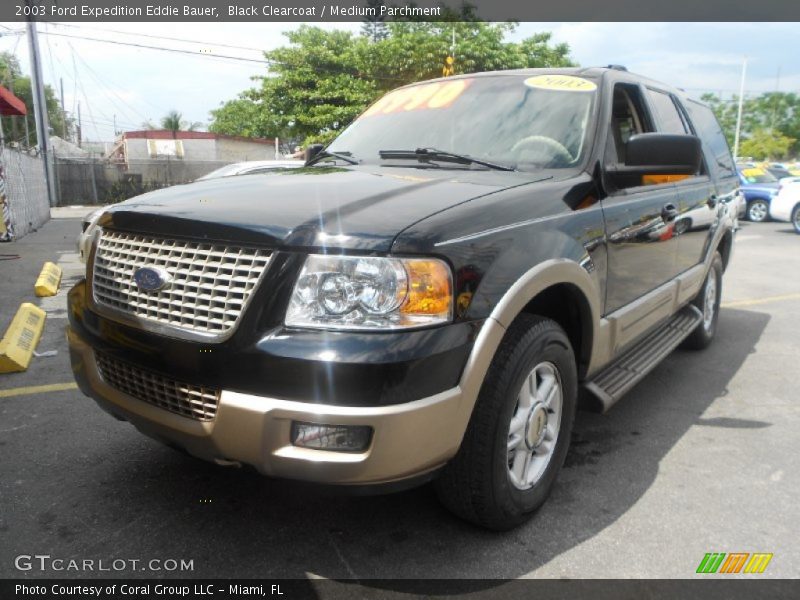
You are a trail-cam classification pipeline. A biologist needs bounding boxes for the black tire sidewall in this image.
[792,205,800,234]
[490,323,577,520]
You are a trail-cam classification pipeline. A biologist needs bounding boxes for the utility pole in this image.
[8,78,19,143]
[113,114,117,137]
[60,77,67,139]
[26,15,56,206]
[77,101,82,147]
[732,57,747,162]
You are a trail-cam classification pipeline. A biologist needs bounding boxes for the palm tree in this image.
[160,110,203,136]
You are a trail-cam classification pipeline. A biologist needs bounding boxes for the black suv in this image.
[68,67,737,530]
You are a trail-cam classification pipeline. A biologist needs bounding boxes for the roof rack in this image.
[607,64,628,71]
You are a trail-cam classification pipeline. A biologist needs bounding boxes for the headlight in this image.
[286,255,453,330]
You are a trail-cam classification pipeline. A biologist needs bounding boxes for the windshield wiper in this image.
[306,149,359,166]
[378,147,515,171]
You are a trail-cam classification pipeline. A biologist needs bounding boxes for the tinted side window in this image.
[646,89,689,135]
[684,100,736,179]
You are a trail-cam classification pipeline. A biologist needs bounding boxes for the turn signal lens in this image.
[401,259,453,321]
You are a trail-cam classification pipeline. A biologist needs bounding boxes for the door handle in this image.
[707,195,718,209]
[661,203,679,221]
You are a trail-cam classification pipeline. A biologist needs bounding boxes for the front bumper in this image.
[69,325,467,485]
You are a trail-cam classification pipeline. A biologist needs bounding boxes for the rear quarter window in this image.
[684,100,736,181]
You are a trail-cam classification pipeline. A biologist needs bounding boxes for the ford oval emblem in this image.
[133,266,172,292]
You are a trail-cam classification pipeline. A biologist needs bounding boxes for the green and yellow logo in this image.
[696,552,773,574]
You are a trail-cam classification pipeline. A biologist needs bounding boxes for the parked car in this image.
[195,160,304,181]
[737,166,779,222]
[766,162,800,180]
[77,162,304,263]
[769,179,800,233]
[67,67,736,529]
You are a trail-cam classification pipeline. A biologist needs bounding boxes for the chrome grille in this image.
[96,352,220,421]
[92,230,270,339]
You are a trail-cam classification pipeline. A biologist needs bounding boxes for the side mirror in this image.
[305,144,324,163]
[626,133,702,173]
[609,133,703,188]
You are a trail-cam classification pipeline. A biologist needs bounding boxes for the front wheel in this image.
[434,315,577,530]
[747,199,769,222]
[682,252,723,350]
[792,204,800,234]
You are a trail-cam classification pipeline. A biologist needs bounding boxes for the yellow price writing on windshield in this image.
[362,79,472,118]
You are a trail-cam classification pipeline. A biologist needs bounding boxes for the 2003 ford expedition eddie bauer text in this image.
[68,67,738,529]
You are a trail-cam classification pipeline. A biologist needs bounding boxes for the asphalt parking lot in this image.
[1,212,798,583]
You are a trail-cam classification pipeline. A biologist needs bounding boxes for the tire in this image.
[682,252,723,350]
[792,204,800,234]
[746,199,769,222]
[434,315,577,530]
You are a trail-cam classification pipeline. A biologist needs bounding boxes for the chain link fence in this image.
[0,147,50,241]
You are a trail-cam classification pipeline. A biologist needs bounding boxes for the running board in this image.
[583,304,703,413]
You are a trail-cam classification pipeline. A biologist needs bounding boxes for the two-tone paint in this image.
[67,67,736,484]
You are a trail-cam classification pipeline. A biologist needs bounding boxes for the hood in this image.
[102,166,549,252]
[742,182,779,194]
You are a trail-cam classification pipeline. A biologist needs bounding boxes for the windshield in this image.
[739,167,777,184]
[328,74,598,171]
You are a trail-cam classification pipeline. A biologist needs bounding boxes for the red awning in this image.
[0,85,27,116]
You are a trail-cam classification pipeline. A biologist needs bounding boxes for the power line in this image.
[34,28,405,82]
[38,30,271,65]
[53,23,265,54]
[65,37,151,126]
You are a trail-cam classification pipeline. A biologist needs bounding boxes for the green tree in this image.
[209,22,575,146]
[159,110,203,134]
[701,91,800,156]
[209,91,286,139]
[0,51,72,146]
[739,128,795,161]
[361,0,389,42]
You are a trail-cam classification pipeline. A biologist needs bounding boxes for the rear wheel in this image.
[746,199,769,222]
[792,204,800,234]
[682,252,723,350]
[434,315,577,530]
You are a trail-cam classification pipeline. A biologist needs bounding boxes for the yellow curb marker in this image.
[34,261,62,297]
[0,382,78,398]
[721,293,800,309]
[0,303,47,373]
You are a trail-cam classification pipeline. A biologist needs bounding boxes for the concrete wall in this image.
[216,138,275,161]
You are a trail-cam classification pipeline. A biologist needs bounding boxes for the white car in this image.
[769,180,800,233]
[195,160,303,181]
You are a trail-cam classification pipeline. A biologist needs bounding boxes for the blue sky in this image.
[0,21,797,142]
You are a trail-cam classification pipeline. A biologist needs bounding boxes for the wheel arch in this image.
[716,227,734,271]
[455,260,602,440]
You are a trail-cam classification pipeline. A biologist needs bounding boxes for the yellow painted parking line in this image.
[0,382,78,399]
[721,293,800,309]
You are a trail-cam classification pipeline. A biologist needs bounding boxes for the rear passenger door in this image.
[683,99,739,262]
[644,88,720,273]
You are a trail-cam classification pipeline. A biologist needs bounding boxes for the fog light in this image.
[291,422,372,452]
